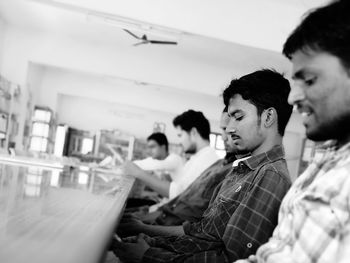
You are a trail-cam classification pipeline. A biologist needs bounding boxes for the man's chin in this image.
[306,129,332,142]
[184,148,196,154]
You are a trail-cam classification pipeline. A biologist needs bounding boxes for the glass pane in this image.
[34,109,51,122]
[54,125,67,157]
[81,138,94,154]
[78,172,89,185]
[215,135,225,150]
[209,134,216,148]
[32,122,50,137]
[0,113,8,133]
[30,137,48,152]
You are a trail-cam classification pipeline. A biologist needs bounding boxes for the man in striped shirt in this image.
[236,1,350,262]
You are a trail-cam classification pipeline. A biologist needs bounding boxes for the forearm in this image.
[143,247,229,263]
[136,157,178,171]
[136,170,170,198]
[139,224,184,237]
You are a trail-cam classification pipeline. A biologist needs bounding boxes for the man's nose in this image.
[225,122,236,135]
[288,84,305,105]
[221,130,228,141]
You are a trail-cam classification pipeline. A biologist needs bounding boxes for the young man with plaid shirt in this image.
[113,69,293,262]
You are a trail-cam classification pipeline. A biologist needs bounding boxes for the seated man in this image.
[134,132,184,182]
[126,132,184,208]
[118,108,243,238]
[113,69,293,262]
[236,1,350,262]
[121,110,219,202]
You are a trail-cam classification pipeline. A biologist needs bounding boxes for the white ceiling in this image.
[0,0,329,95]
[0,0,329,50]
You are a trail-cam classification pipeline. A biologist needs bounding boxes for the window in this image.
[29,107,53,153]
[210,133,226,158]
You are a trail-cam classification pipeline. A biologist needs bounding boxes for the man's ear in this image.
[263,108,276,128]
[190,127,198,137]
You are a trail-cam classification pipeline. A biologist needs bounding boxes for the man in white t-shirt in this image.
[122,110,219,200]
[134,132,184,182]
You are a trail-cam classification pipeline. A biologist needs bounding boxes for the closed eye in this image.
[234,115,243,121]
[304,77,317,86]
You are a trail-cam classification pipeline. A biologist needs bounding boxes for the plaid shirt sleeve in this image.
[143,166,291,263]
[253,143,350,263]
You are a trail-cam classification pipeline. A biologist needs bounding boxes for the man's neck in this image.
[195,139,210,153]
[251,136,283,156]
[157,152,169,160]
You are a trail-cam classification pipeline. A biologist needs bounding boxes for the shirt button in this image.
[172,204,177,209]
[247,243,252,248]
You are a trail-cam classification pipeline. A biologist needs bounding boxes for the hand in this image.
[121,212,141,223]
[141,210,162,224]
[122,161,145,179]
[122,234,154,244]
[118,213,145,237]
[112,233,150,263]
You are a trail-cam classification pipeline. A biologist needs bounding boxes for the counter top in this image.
[0,161,134,263]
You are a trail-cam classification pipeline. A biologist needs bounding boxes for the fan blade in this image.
[123,29,141,40]
[149,40,177,45]
[133,41,149,46]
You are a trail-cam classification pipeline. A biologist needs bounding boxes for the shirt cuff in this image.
[142,247,162,263]
[182,220,196,235]
[169,182,179,199]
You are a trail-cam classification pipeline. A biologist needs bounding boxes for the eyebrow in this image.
[227,109,242,117]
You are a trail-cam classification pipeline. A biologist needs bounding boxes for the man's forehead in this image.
[290,49,324,78]
[220,113,229,125]
[147,140,158,146]
[227,100,244,113]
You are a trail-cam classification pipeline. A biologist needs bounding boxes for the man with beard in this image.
[236,1,350,262]
[122,109,219,201]
[113,69,293,262]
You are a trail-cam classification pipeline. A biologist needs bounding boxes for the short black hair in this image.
[173,110,210,140]
[223,69,293,136]
[283,0,350,70]
[147,132,169,151]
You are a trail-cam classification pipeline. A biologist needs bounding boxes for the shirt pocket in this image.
[216,193,241,219]
[302,191,347,231]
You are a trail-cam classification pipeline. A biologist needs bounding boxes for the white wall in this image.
[36,66,222,121]
[0,19,6,72]
[35,66,221,141]
[26,63,45,106]
[57,94,180,142]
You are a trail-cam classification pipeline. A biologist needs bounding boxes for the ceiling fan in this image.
[123,29,178,46]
